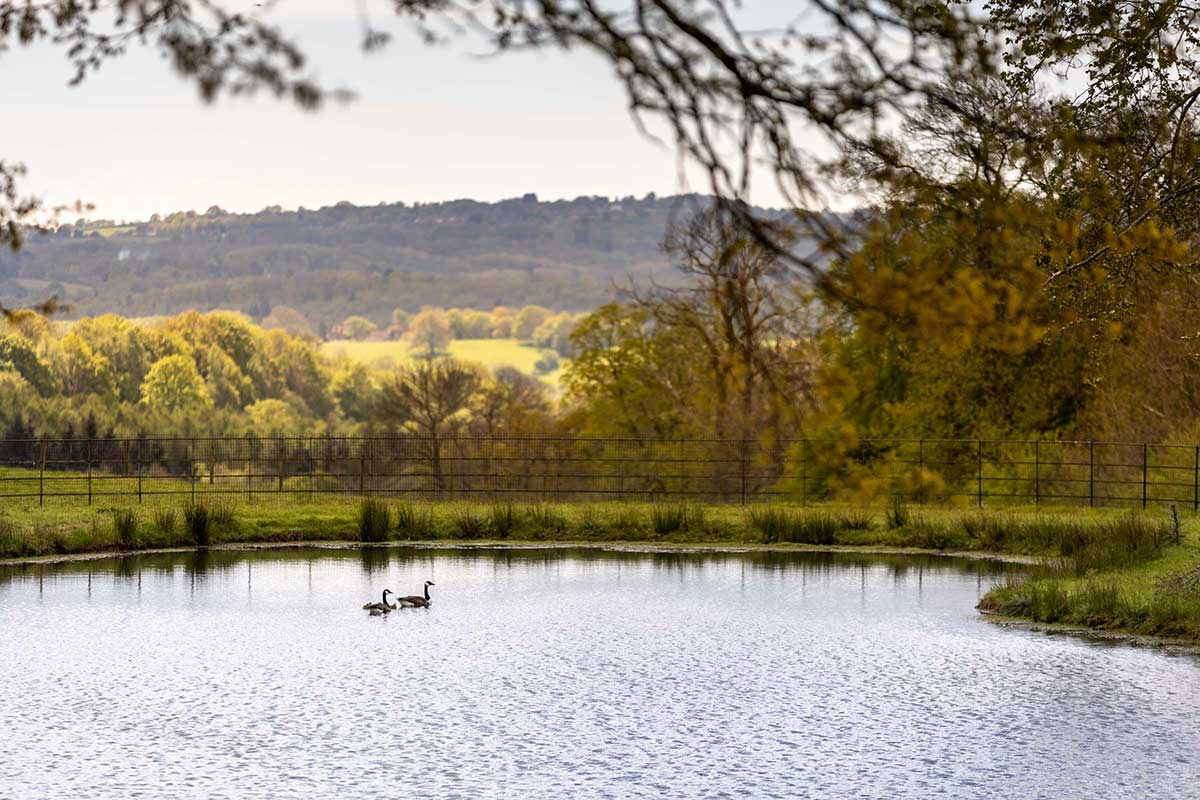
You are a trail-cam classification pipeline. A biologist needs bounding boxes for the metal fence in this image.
[1,435,1199,509]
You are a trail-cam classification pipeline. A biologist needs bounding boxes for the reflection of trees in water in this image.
[0,544,1018,590]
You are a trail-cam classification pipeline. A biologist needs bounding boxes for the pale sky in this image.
[1,1,808,222]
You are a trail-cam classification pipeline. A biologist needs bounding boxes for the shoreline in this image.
[978,611,1200,655]
[0,537,1043,568]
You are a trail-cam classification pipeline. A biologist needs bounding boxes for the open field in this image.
[320,338,568,384]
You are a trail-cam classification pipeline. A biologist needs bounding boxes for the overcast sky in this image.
[2,1,808,222]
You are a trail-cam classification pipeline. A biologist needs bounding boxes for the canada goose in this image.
[397,581,435,608]
[363,589,396,613]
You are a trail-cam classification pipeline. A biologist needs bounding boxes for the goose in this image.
[363,589,397,614]
[397,581,435,608]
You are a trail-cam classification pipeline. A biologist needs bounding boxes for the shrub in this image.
[488,503,519,539]
[184,504,211,546]
[112,508,139,550]
[357,498,390,543]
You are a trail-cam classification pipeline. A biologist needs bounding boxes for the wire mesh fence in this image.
[0,435,1198,509]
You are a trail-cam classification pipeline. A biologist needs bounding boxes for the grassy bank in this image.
[2,497,1198,639]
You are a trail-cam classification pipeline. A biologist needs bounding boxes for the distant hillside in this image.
[0,194,795,329]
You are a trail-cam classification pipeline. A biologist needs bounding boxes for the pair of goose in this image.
[363,581,434,615]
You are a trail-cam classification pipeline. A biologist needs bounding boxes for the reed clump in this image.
[453,511,489,539]
[356,498,390,543]
[152,508,179,541]
[488,502,520,539]
[885,499,910,530]
[111,508,139,550]
[393,502,430,539]
[650,504,706,536]
[749,507,837,545]
[524,504,569,538]
[184,503,211,546]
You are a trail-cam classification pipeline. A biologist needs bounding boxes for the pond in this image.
[0,546,1197,799]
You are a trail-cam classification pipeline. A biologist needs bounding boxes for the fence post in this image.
[309,436,315,499]
[1034,440,1039,506]
[1142,442,1148,510]
[359,441,366,496]
[189,441,195,505]
[136,439,143,505]
[976,439,982,508]
[277,438,285,493]
[38,437,46,507]
[1089,441,1094,508]
[86,438,92,506]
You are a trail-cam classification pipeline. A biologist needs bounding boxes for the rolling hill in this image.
[0,193,797,330]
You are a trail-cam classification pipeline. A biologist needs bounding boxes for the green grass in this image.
[320,338,568,385]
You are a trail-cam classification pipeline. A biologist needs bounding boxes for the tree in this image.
[374,359,483,489]
[262,306,314,338]
[471,366,553,437]
[533,350,559,375]
[513,305,551,340]
[341,316,377,340]
[632,209,817,440]
[0,334,57,395]
[330,362,377,423]
[563,304,694,438]
[408,309,451,358]
[532,313,578,356]
[390,309,412,332]
[140,355,212,413]
[244,398,304,437]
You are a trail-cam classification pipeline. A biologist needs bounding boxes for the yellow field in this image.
[320,338,567,385]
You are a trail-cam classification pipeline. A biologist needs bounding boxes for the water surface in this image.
[0,546,1197,799]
